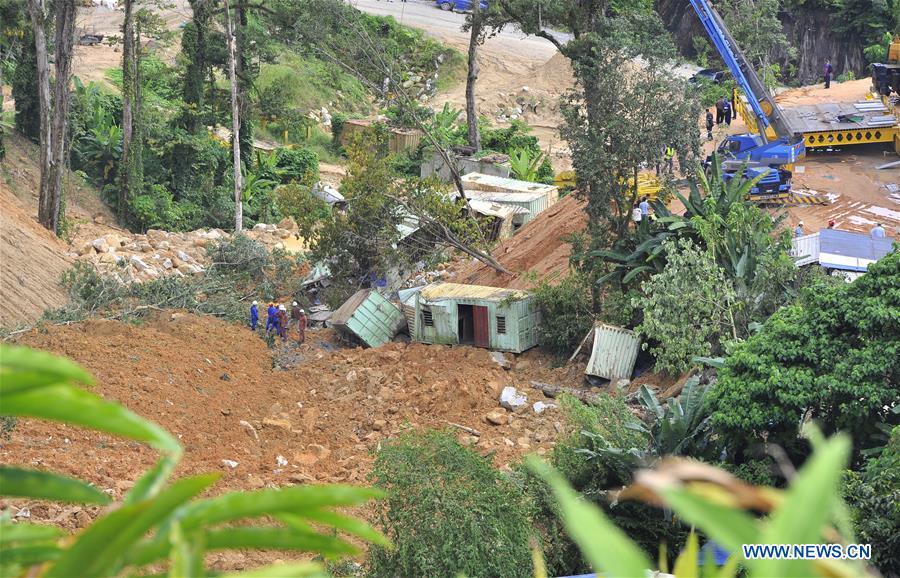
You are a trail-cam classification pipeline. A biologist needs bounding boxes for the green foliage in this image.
[634,377,715,457]
[708,251,900,459]
[274,147,320,185]
[508,147,547,183]
[597,155,795,342]
[532,427,874,578]
[524,393,686,574]
[634,238,737,374]
[843,426,900,575]
[277,183,331,240]
[2,0,40,142]
[368,430,532,578]
[718,0,795,84]
[531,273,594,357]
[0,345,385,577]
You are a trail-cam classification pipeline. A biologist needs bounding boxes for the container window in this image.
[496,316,506,334]
[423,308,434,327]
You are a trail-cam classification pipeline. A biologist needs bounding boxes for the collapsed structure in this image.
[412,282,539,353]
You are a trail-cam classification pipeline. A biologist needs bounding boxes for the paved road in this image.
[346,0,565,62]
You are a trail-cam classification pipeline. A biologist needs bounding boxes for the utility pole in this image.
[224,0,243,232]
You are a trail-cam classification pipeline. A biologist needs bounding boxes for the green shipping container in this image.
[413,283,540,353]
[332,289,404,348]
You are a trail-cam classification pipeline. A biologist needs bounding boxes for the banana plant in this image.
[508,147,547,182]
[635,377,714,457]
[0,345,387,577]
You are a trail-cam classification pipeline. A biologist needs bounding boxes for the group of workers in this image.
[794,220,889,239]
[249,300,308,344]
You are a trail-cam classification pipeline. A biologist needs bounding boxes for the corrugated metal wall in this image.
[414,294,539,353]
[585,324,640,380]
[342,291,404,348]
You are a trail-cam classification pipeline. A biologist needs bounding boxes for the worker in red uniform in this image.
[295,307,307,344]
[277,304,288,341]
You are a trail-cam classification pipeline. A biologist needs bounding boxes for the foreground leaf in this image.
[0,345,94,394]
[46,474,218,578]
[752,433,851,578]
[528,456,651,578]
[0,467,111,504]
[2,384,180,454]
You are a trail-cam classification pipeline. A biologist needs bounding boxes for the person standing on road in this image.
[824,60,834,89]
[715,97,725,125]
[705,109,714,140]
[870,223,886,238]
[722,99,732,126]
[250,301,259,331]
[664,146,676,174]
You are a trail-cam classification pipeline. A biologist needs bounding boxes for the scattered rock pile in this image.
[69,219,301,282]
[491,86,556,123]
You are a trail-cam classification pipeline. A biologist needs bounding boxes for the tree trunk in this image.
[46,0,77,234]
[26,0,53,231]
[465,3,482,151]
[235,0,253,166]
[120,0,135,222]
[224,0,243,233]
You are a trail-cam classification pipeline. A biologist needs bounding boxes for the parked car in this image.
[435,0,488,12]
[689,69,726,84]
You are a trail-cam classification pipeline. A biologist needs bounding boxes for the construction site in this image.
[1,0,898,576]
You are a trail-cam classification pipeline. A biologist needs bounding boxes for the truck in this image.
[689,0,806,200]
[871,36,900,96]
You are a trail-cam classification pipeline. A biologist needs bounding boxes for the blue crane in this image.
[689,0,805,199]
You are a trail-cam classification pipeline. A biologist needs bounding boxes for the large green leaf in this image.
[204,527,357,557]
[167,521,204,578]
[176,485,383,531]
[0,544,63,566]
[280,509,390,547]
[2,384,180,454]
[0,345,94,394]
[125,456,179,505]
[45,473,218,578]
[0,466,111,504]
[0,521,64,546]
[661,487,760,552]
[752,433,851,578]
[528,457,650,578]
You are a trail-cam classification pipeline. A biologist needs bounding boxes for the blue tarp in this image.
[818,229,894,272]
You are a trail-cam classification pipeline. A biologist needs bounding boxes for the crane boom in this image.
[688,0,798,141]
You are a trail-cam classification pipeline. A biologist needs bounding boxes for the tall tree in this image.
[464,1,484,151]
[27,0,77,233]
[120,0,143,222]
[224,0,243,232]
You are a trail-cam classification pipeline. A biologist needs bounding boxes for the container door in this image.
[473,305,490,348]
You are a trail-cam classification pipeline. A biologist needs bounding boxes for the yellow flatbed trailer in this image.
[736,94,900,153]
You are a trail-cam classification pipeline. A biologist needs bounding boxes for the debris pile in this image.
[68,219,302,282]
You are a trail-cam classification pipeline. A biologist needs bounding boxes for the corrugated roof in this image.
[419,282,530,302]
[331,289,371,326]
[464,189,546,203]
[818,229,894,271]
[461,173,558,194]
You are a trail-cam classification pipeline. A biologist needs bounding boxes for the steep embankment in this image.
[452,193,587,289]
[657,0,865,84]
[0,133,116,328]
[0,186,71,327]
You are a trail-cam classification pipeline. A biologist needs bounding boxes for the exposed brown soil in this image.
[0,184,72,327]
[1,312,601,541]
[450,193,587,289]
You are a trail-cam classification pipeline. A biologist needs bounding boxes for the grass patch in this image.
[434,47,465,93]
[256,50,372,115]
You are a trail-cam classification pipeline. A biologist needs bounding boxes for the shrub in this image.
[368,430,533,578]
[275,146,319,185]
[708,251,900,459]
[843,427,900,576]
[634,238,736,375]
[532,273,594,357]
[276,183,330,241]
